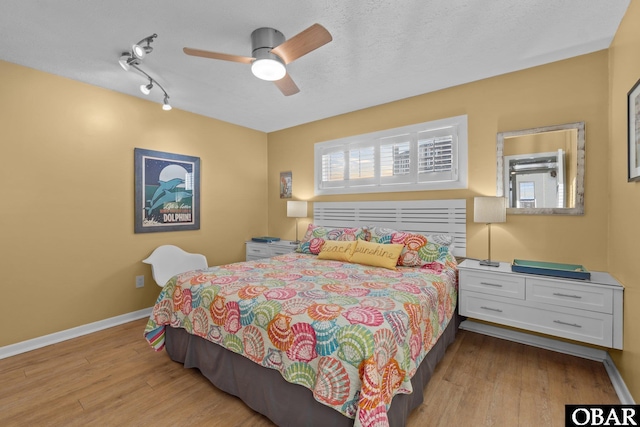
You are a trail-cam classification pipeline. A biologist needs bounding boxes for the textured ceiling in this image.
[0,1,630,132]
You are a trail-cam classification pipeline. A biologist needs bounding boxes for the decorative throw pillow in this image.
[366,229,454,267]
[350,240,404,270]
[366,226,399,243]
[317,240,357,262]
[296,224,366,255]
[399,233,453,266]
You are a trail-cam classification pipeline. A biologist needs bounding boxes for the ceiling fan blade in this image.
[274,73,300,96]
[183,47,254,64]
[270,24,332,64]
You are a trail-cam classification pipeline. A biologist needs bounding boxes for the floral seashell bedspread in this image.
[144,252,458,427]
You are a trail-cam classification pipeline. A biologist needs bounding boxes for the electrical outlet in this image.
[135,275,144,288]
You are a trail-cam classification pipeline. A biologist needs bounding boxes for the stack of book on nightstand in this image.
[511,259,591,280]
[251,236,281,243]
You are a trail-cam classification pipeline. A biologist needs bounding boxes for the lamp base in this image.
[479,259,501,267]
[290,241,300,245]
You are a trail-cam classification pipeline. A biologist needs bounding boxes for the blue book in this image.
[251,236,281,243]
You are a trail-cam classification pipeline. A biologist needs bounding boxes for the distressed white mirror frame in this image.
[496,121,585,215]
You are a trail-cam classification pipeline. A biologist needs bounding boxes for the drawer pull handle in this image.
[480,306,503,313]
[480,282,503,288]
[553,320,582,328]
[553,292,582,299]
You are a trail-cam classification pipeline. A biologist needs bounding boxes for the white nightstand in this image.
[457,259,624,349]
[245,240,297,261]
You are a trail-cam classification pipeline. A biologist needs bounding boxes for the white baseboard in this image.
[603,354,636,405]
[0,307,153,360]
[459,320,635,404]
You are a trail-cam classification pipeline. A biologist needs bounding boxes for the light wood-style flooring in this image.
[0,318,618,427]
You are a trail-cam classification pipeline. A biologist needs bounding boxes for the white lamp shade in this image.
[287,201,307,218]
[474,197,506,223]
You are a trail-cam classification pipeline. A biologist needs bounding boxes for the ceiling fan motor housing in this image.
[251,27,285,64]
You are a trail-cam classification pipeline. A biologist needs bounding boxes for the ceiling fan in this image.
[183,23,332,96]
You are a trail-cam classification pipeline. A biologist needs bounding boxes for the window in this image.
[314,115,467,195]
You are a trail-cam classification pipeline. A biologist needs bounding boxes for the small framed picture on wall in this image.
[280,171,292,198]
[627,78,640,181]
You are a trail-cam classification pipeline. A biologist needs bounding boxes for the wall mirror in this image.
[496,121,585,215]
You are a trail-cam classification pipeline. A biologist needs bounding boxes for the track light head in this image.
[118,52,138,71]
[132,44,147,60]
[132,34,157,60]
[162,95,172,111]
[140,80,153,95]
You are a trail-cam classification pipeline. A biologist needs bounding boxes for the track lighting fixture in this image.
[118,34,171,111]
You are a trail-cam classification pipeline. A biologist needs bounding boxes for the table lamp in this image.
[474,196,506,267]
[287,201,307,244]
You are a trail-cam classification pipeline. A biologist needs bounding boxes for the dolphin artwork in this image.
[148,178,184,207]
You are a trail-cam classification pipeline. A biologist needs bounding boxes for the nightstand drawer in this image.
[526,278,613,314]
[271,245,297,256]
[459,270,525,300]
[245,240,296,261]
[246,245,270,259]
[460,292,613,347]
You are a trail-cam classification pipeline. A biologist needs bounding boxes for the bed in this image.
[144,199,466,427]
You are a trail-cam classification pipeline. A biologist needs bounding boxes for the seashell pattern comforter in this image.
[144,252,458,427]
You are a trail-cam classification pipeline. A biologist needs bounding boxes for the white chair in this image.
[142,245,208,287]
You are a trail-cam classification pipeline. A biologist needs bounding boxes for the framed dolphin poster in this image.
[134,148,200,233]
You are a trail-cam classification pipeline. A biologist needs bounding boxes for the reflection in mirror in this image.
[497,122,585,215]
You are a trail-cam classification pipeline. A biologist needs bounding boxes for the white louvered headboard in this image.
[313,199,467,257]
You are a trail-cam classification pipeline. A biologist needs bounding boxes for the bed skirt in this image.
[165,314,460,427]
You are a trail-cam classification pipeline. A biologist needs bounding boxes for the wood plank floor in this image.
[0,318,618,427]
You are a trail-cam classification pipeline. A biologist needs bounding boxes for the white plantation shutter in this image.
[379,135,412,185]
[320,148,346,188]
[417,127,457,182]
[315,115,467,195]
[348,144,375,183]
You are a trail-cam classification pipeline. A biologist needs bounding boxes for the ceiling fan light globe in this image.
[251,58,286,81]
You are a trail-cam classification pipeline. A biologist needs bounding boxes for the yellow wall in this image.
[608,0,640,401]
[268,51,610,272]
[0,60,268,347]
